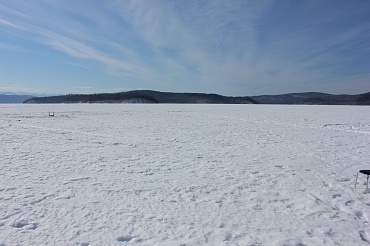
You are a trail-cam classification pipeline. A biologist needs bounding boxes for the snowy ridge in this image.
[1,104,370,245]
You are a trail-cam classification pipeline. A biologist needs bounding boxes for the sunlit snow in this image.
[1,104,370,245]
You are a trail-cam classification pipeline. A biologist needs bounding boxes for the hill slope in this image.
[24,90,256,104]
[250,92,370,105]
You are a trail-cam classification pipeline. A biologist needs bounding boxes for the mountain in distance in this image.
[0,94,34,104]
[21,90,370,105]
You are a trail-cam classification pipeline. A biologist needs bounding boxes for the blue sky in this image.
[0,0,369,96]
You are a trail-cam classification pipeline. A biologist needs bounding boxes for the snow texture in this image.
[1,104,370,245]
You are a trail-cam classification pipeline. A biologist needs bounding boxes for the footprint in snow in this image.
[337,177,351,182]
[11,219,38,230]
[56,190,75,200]
[359,230,370,244]
[274,237,306,246]
[355,210,363,219]
[117,235,133,242]
[332,193,341,199]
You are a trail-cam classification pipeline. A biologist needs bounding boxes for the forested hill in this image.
[23,90,256,104]
[250,92,370,105]
[23,90,370,105]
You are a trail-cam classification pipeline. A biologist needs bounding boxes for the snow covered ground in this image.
[1,104,370,246]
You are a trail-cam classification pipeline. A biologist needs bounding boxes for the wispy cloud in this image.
[0,17,19,28]
[0,0,369,95]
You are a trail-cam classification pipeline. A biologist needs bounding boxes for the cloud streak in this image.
[0,0,369,95]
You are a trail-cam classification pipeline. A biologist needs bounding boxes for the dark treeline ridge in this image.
[23,90,370,105]
[250,92,370,105]
[23,90,256,104]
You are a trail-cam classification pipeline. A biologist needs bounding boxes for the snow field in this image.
[1,104,370,245]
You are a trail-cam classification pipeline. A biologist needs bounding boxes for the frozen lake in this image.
[1,104,370,245]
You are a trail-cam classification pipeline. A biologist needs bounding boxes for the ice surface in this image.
[1,104,370,245]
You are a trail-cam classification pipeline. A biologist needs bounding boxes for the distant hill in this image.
[23,90,256,104]
[250,92,370,105]
[23,90,370,105]
[0,94,34,104]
